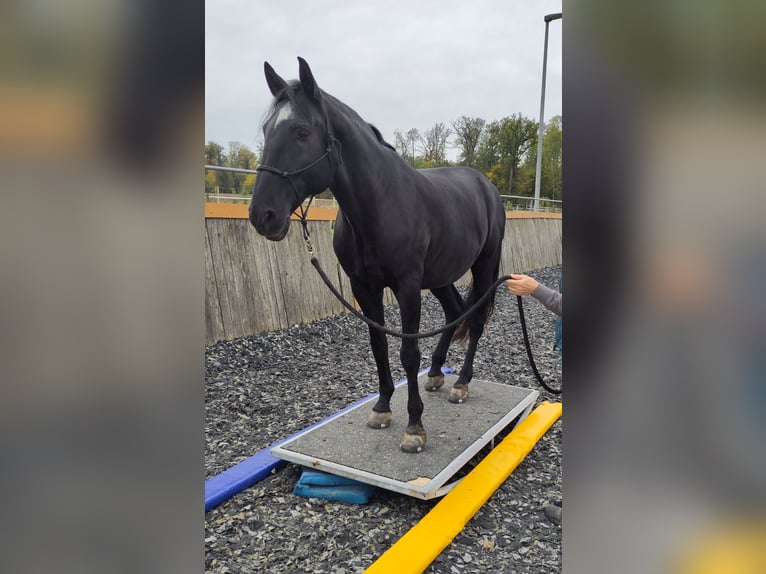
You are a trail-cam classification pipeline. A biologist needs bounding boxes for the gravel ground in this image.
[205,265,562,573]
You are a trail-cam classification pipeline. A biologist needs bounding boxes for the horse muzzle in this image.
[249,206,290,241]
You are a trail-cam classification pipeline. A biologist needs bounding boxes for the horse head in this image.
[249,57,337,241]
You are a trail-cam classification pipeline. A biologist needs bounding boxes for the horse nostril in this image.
[261,209,277,227]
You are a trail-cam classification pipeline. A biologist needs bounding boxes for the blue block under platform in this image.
[293,467,376,504]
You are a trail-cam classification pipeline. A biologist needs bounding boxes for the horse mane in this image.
[368,123,396,151]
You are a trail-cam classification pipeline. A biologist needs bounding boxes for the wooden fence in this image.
[205,204,561,345]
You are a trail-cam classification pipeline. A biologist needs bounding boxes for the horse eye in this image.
[297,128,311,140]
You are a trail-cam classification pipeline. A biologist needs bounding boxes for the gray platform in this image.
[271,373,539,499]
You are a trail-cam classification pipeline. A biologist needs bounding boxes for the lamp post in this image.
[533,12,562,211]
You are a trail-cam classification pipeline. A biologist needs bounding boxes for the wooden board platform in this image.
[271,373,539,499]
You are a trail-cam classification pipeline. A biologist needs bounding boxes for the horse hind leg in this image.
[450,252,501,404]
[425,285,465,391]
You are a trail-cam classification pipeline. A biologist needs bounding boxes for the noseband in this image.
[255,135,341,180]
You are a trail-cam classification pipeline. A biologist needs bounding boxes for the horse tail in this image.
[452,280,497,345]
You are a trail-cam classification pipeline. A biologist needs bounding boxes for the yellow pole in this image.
[365,401,562,574]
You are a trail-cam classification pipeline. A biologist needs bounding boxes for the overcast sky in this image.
[206,0,562,158]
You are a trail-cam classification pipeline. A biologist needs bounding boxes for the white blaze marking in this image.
[273,103,293,127]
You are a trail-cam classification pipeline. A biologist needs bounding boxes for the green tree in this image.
[451,116,485,168]
[205,141,228,194]
[205,141,225,166]
[215,170,235,194]
[243,173,257,196]
[506,116,562,207]
[226,141,258,193]
[477,114,538,195]
[205,170,216,194]
[541,116,562,202]
[229,142,257,170]
[475,129,501,175]
[514,155,537,200]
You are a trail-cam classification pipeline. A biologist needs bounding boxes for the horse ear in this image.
[297,57,320,101]
[264,62,288,97]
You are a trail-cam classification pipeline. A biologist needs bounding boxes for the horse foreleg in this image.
[367,323,394,429]
[396,281,426,453]
[351,280,394,429]
[426,285,465,391]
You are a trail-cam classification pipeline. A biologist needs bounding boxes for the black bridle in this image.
[255,130,342,252]
[256,135,341,182]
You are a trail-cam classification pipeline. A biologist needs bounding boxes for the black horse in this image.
[249,58,505,453]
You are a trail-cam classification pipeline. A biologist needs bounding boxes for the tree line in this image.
[204,141,260,195]
[205,113,561,203]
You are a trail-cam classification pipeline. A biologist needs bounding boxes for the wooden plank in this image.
[528,219,544,271]
[205,224,226,345]
[499,224,513,278]
[219,219,256,339]
[275,222,334,326]
[204,215,561,341]
[528,218,560,270]
[503,219,521,273]
[209,218,285,339]
[264,231,292,332]
[206,219,237,341]
[233,219,288,334]
[227,220,262,337]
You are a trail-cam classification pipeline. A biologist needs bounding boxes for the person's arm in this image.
[531,283,562,316]
[505,274,562,316]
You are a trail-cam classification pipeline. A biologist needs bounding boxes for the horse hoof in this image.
[425,374,445,391]
[400,429,427,453]
[448,384,469,404]
[367,410,392,429]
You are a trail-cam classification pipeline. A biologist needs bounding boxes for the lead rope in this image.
[516,294,562,394]
[295,211,562,395]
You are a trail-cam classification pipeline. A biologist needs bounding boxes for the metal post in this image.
[534,13,561,211]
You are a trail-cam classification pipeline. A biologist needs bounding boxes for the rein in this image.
[291,203,562,395]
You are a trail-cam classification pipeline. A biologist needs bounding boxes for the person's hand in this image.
[504,274,539,296]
